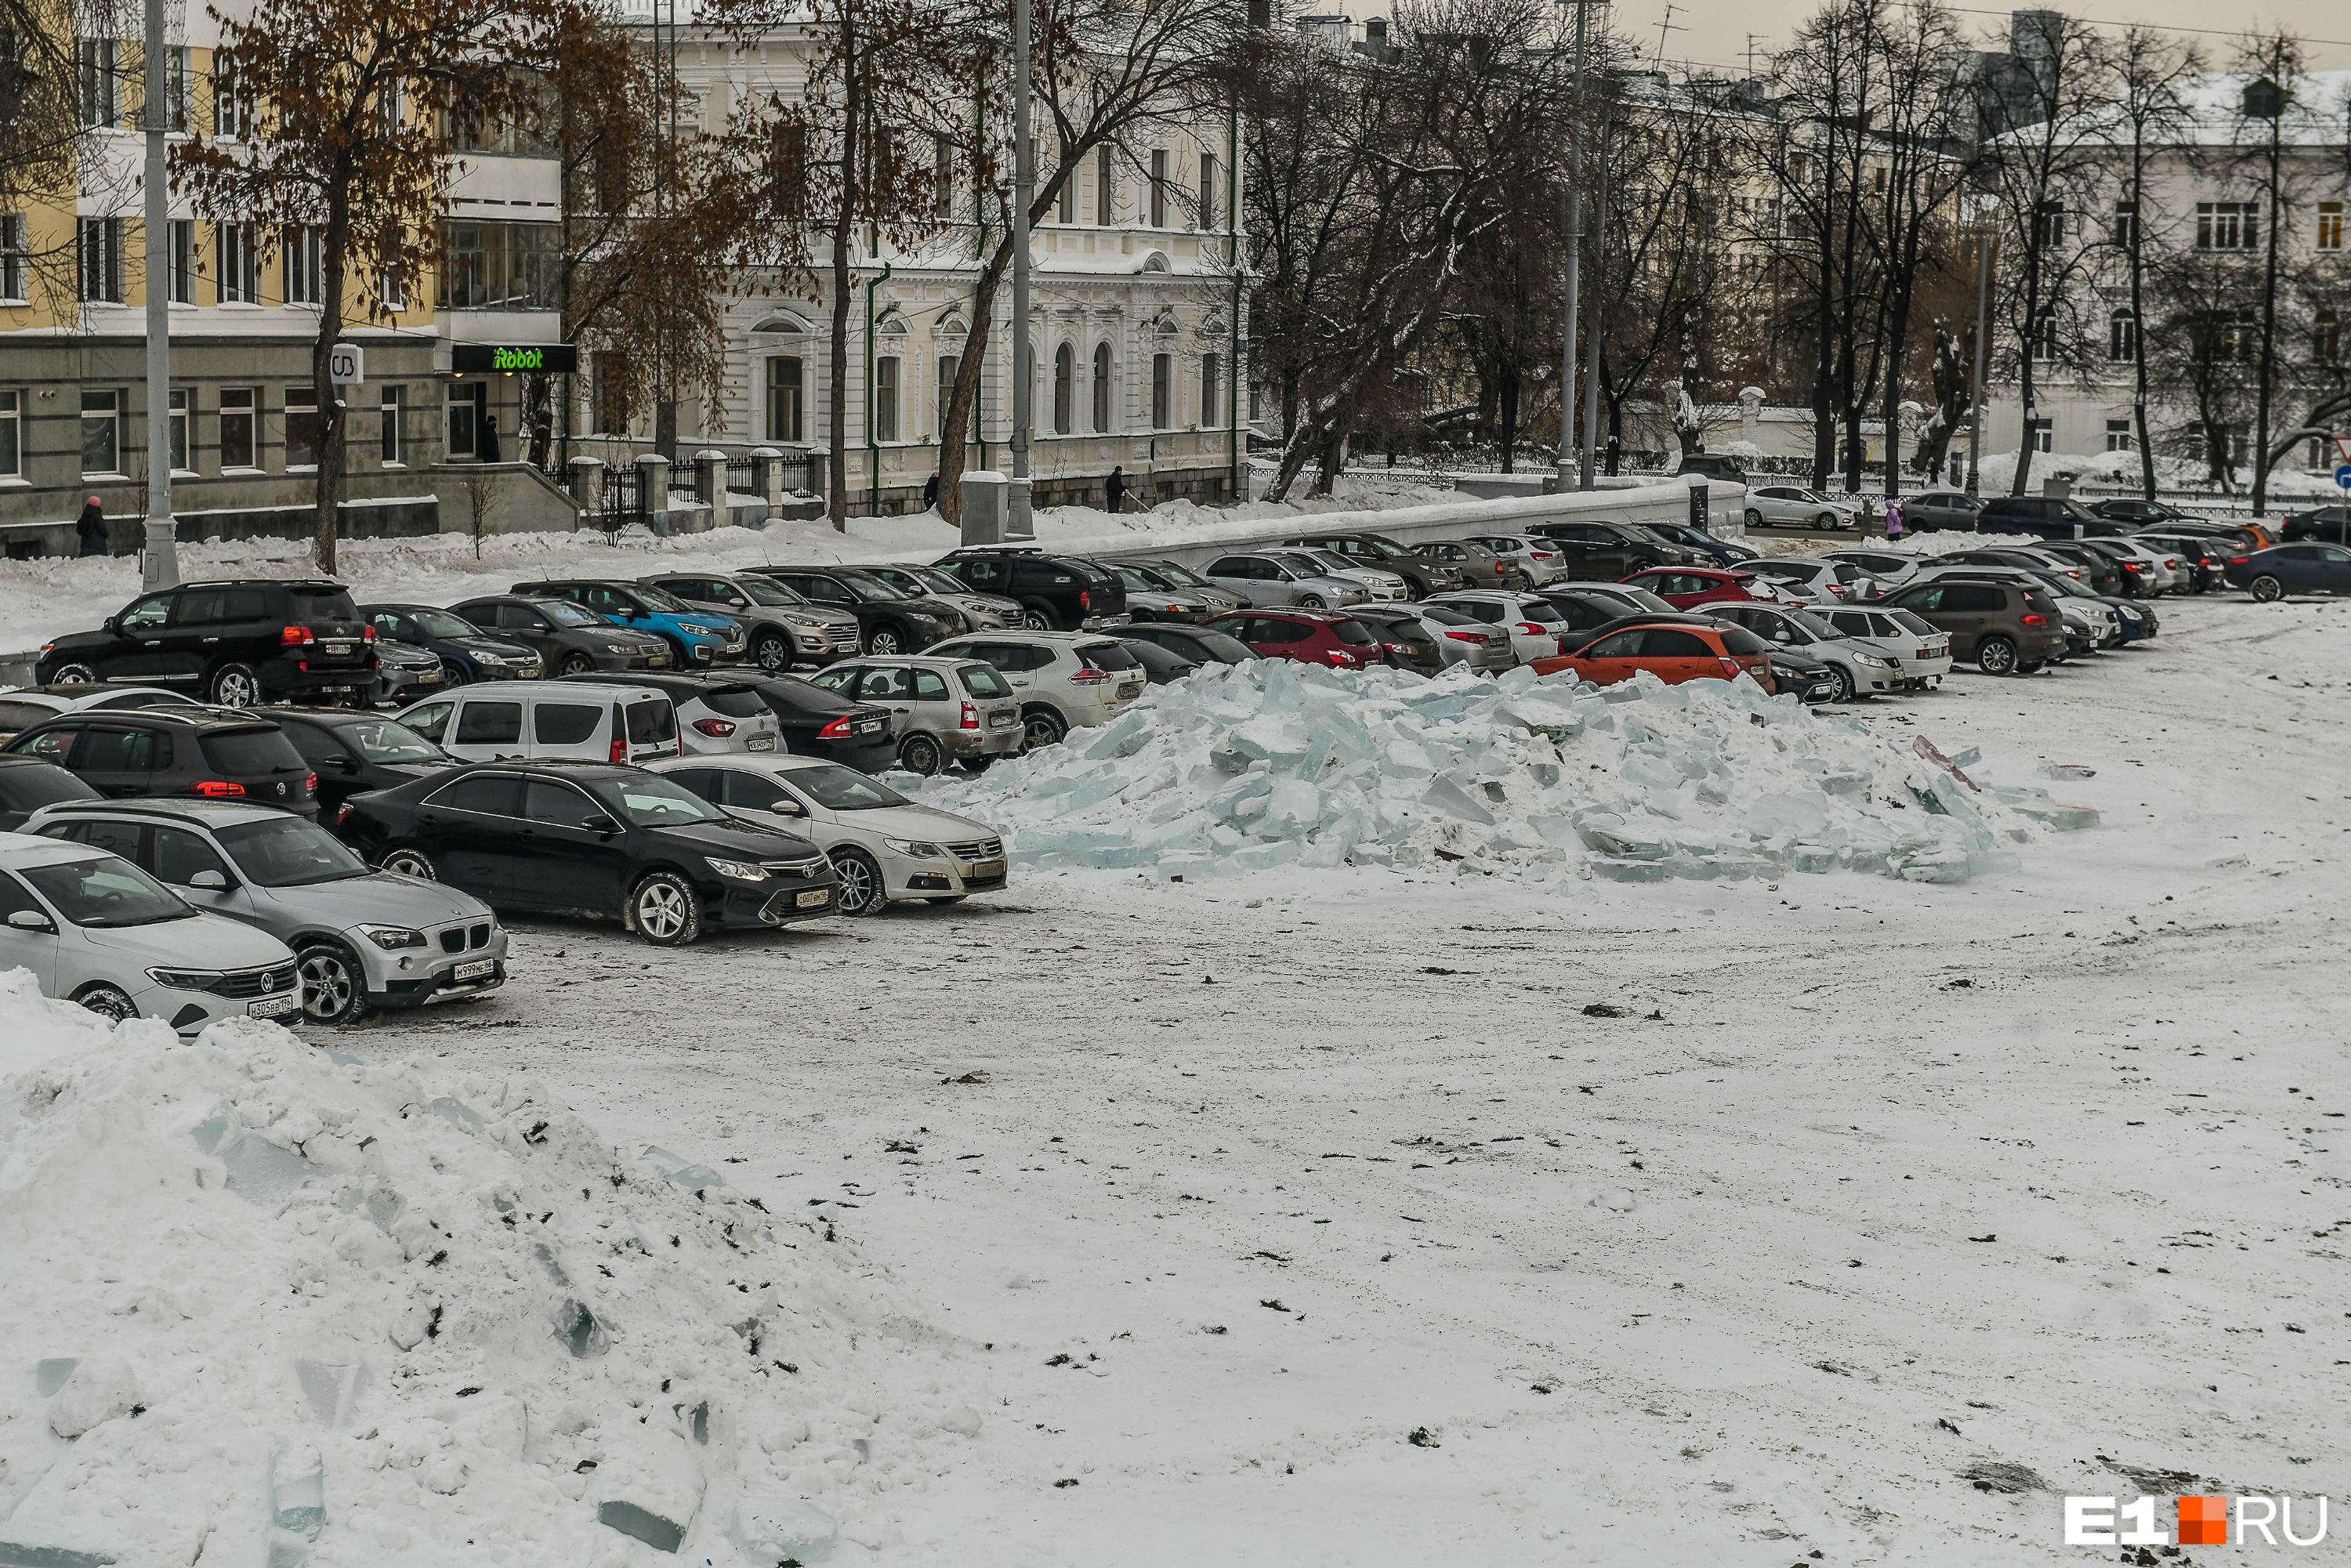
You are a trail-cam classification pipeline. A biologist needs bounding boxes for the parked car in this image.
[1342,605,1447,676]
[1560,581,1678,618]
[1764,646,1846,704]
[1745,557,1878,603]
[0,755,100,830]
[1463,533,1576,584]
[24,799,507,1025]
[367,638,447,707]
[1936,546,2093,585]
[512,580,745,668]
[3,708,318,818]
[2061,538,2160,596]
[2129,517,2270,550]
[1638,522,1760,567]
[1820,548,1929,591]
[1523,520,1694,577]
[861,563,1022,630]
[1414,538,1513,588]
[2228,542,2351,601]
[1107,562,1230,623]
[1412,604,1515,671]
[1899,491,1987,532]
[1812,605,1956,686]
[1744,485,1854,531]
[335,762,839,945]
[1200,551,1371,610]
[1204,610,1385,671]
[1972,496,2128,538]
[2126,533,2231,592]
[1620,567,1767,610]
[1119,637,1201,685]
[360,604,545,685]
[749,565,968,654]
[1281,545,1411,600]
[930,547,1130,631]
[0,685,201,744]
[447,594,672,676]
[267,708,462,817]
[0,832,299,1030]
[2023,571,2124,649]
[1672,452,1750,485]
[37,578,377,707]
[651,755,1005,916]
[733,675,897,773]
[2089,497,2211,529]
[922,632,1148,750]
[1541,617,1774,690]
[1115,621,1259,668]
[554,672,781,757]
[1424,590,1573,664]
[635,573,863,672]
[1704,601,1914,702]
[2018,541,2128,596]
[1536,587,1657,639]
[1126,559,1244,615]
[800,657,1024,774]
[2085,536,2185,595]
[1878,578,2067,674]
[393,683,682,765]
[1280,531,1466,599]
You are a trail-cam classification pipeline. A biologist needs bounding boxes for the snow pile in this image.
[906,660,2038,886]
[0,974,984,1566]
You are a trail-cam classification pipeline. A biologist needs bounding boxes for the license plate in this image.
[795,889,830,908]
[855,719,883,735]
[419,670,443,683]
[249,993,301,1019]
[647,656,670,668]
[747,737,775,752]
[970,860,1005,878]
[988,711,1016,727]
[452,958,494,981]
[322,640,355,654]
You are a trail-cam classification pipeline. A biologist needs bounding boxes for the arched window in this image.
[766,357,803,442]
[2107,308,2136,364]
[1092,342,1113,432]
[1052,343,1074,434]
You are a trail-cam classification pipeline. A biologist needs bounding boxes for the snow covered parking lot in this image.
[5,592,2349,1565]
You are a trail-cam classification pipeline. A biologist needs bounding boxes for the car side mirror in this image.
[189,869,230,890]
[584,813,623,835]
[6,908,53,932]
[770,798,807,817]
[102,615,120,634]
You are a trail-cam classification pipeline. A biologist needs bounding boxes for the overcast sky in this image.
[1601,0,2351,76]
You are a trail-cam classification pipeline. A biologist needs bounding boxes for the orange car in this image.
[1531,616,1776,692]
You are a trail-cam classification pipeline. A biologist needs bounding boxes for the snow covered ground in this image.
[5,591,2348,1565]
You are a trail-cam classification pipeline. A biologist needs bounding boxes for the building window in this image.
[168,389,190,472]
[1201,351,1220,425]
[2027,416,2052,454]
[1096,145,1114,225]
[766,357,803,443]
[219,388,256,468]
[1200,152,1220,229]
[1150,353,1171,428]
[1056,146,1074,223]
[2219,307,2255,361]
[1052,343,1073,435]
[380,385,404,465]
[2030,201,2063,248]
[78,217,123,302]
[2104,418,2132,452]
[2320,202,2345,252]
[0,389,19,476]
[936,356,960,440]
[163,45,191,131]
[2107,309,2135,364]
[2028,306,2057,360]
[2196,201,2257,251]
[82,389,121,475]
[78,38,118,129]
[282,225,324,304]
[379,234,406,311]
[590,355,629,436]
[2110,201,2136,248]
[0,213,27,300]
[873,356,900,442]
[773,124,809,218]
[2318,311,2342,363]
[1150,149,1168,227]
[213,66,252,138]
[168,219,193,302]
[284,384,318,468]
[437,220,560,310]
[447,386,478,457]
[1092,343,1112,432]
[218,223,259,303]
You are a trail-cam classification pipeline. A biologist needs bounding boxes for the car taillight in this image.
[1515,621,1545,636]
[816,715,854,739]
[1068,668,1110,684]
[335,803,353,826]
[1828,583,1846,596]
[362,625,377,643]
[192,780,245,797]
[609,735,629,763]
[1327,650,1358,665]
[1079,589,1091,611]
[303,772,317,792]
[693,719,737,737]
[1444,630,1484,642]
[2163,558,2178,569]
[281,625,315,646]
[1718,657,1743,677]
[960,701,979,729]
[2124,561,2147,571]
[2020,613,2048,626]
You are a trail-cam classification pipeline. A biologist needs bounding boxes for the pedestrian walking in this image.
[922,471,940,512]
[1885,498,1904,540]
[75,496,108,557]
[1104,466,1125,515]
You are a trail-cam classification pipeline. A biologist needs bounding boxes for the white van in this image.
[392,683,681,765]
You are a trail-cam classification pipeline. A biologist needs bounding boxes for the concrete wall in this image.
[425,461,583,538]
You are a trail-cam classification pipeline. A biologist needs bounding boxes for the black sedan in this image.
[446,594,671,676]
[2226,542,2351,601]
[1536,587,1654,638]
[746,567,965,656]
[738,675,896,772]
[362,603,545,684]
[268,707,461,816]
[1118,637,1200,684]
[333,761,838,945]
[1117,622,1257,667]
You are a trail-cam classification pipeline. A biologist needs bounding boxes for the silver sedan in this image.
[1201,551,1371,610]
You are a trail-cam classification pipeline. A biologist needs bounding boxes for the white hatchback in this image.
[1746,486,1856,531]
[1425,590,1574,664]
[393,683,683,765]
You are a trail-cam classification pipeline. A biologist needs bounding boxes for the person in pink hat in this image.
[75,495,108,557]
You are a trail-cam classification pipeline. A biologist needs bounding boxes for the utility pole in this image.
[141,0,179,589]
[1007,0,1034,537]
[1556,0,1591,491]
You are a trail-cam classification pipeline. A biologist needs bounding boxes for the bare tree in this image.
[2100,26,2201,499]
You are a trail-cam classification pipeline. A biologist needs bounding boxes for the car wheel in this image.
[629,870,701,946]
[1628,558,1658,575]
[208,661,260,707]
[297,943,371,1026]
[898,732,944,776]
[2251,574,2284,603]
[752,632,792,672]
[558,650,596,675]
[1503,570,1531,590]
[1824,665,1855,704]
[1020,607,1056,631]
[829,848,886,916]
[865,625,904,657]
[72,982,138,1024]
[1021,707,1067,752]
[1976,636,2019,675]
[379,846,438,881]
[52,661,97,684]
[1817,512,1838,531]
[1298,594,1326,610]
[439,657,472,687]
[1743,509,1763,530]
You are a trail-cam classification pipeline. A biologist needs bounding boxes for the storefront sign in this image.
[451,342,578,375]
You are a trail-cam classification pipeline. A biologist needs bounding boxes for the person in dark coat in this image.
[1104,466,1125,515]
[75,496,108,557]
[922,471,940,512]
[477,410,502,463]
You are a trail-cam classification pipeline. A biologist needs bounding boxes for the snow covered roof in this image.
[2074,70,2351,150]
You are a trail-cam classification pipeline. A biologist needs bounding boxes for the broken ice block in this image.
[190,1101,325,1207]
[595,1429,704,1555]
[1418,776,1494,826]
[639,1145,726,1190]
[46,1356,140,1439]
[554,1298,610,1359]
[35,1358,77,1397]
[1572,812,1672,860]
[426,1096,487,1135]
[1787,845,1838,874]
[1944,745,1981,769]
[727,1496,840,1563]
[2036,762,2096,780]
[295,1360,368,1429]
[1586,859,1668,883]
[270,1439,326,1537]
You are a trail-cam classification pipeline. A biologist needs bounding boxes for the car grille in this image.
[437,922,492,953]
[206,961,299,999]
[946,838,1003,861]
[762,858,828,879]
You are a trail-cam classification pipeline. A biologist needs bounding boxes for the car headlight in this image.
[704,856,768,882]
[1850,653,1895,669]
[883,838,944,859]
[357,925,427,951]
[147,967,225,989]
[784,614,822,628]
[681,623,721,637]
[606,643,638,654]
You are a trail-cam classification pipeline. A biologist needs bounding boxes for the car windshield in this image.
[1270,552,1331,578]
[539,601,603,628]
[1619,523,1675,545]
[201,727,305,775]
[581,774,731,827]
[216,817,370,886]
[1751,560,1814,578]
[1610,587,1675,613]
[1886,609,1937,636]
[632,585,694,614]
[734,578,810,607]
[835,570,916,603]
[1357,535,1411,559]
[2037,573,2096,599]
[1783,607,1843,639]
[1149,561,1212,588]
[288,588,360,623]
[336,719,451,763]
[21,854,194,926]
[1189,631,1256,662]
[897,566,969,596]
[0,763,99,812]
[1331,618,1378,646]
[403,608,481,638]
[1114,566,1161,592]
[1302,550,1356,574]
[788,763,909,810]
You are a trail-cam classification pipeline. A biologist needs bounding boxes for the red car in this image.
[1205,610,1382,670]
[1620,567,1766,609]
[1530,617,1774,691]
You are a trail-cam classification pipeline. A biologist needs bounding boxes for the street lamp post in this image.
[141,0,179,588]
[1556,0,1592,490]
[1963,205,1994,498]
[1008,0,1034,538]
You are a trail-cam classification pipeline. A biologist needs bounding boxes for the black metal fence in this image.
[596,467,642,530]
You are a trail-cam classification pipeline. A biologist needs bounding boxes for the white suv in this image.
[923,632,1148,751]
[394,683,683,765]
[1425,590,1573,664]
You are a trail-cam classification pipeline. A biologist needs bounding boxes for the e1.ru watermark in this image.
[2066,1495,2328,1547]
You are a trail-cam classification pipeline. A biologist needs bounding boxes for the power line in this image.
[1941,5,2351,51]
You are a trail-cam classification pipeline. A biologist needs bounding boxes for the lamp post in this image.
[1962,195,1996,498]
[141,0,179,588]
[1555,0,1592,490]
[1007,0,1034,537]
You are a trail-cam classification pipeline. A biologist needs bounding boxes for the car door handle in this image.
[201,637,219,645]
[143,639,161,647]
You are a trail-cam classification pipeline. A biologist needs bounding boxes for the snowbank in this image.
[901,660,2039,886]
[0,973,984,1566]
[1975,447,2340,500]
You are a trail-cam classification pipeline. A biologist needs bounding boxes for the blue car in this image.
[2226,542,2351,602]
[361,603,545,683]
[1645,521,1761,567]
[510,580,747,668]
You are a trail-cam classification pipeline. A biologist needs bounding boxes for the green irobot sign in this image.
[451,342,578,375]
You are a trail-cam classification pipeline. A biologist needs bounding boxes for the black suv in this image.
[1523,520,1697,576]
[1279,531,1463,599]
[2,708,319,817]
[749,565,969,653]
[1973,496,2128,539]
[930,548,1129,632]
[37,579,376,707]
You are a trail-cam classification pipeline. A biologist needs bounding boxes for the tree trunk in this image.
[827,51,863,532]
[1497,359,1517,473]
[2249,123,2282,516]
[936,237,1008,531]
[2012,241,2041,498]
[312,201,352,576]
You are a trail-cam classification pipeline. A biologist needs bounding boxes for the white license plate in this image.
[747,737,775,752]
[970,860,1005,878]
[795,889,830,908]
[452,958,494,981]
[988,711,1016,727]
[249,993,301,1019]
[855,720,883,735]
